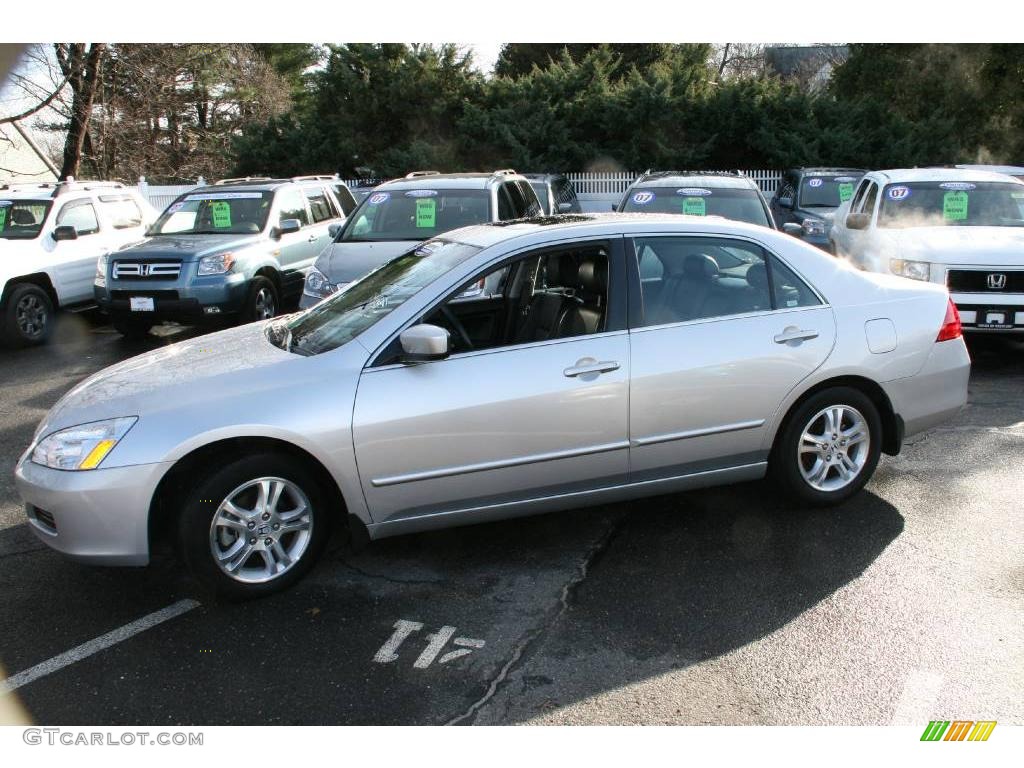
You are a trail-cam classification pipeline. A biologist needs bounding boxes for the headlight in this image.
[889,259,931,281]
[31,417,137,471]
[94,253,108,287]
[303,267,340,299]
[802,218,827,236]
[197,252,235,275]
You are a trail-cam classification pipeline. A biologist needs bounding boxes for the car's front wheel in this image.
[242,276,278,323]
[179,453,330,599]
[771,387,882,506]
[3,283,54,347]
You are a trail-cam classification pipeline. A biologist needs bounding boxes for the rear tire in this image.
[242,276,278,323]
[112,317,154,340]
[2,283,54,348]
[179,452,330,600]
[770,386,882,506]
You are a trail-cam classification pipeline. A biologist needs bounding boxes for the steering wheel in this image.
[440,305,474,351]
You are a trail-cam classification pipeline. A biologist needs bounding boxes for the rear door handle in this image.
[307,234,318,242]
[774,327,819,344]
[563,360,620,378]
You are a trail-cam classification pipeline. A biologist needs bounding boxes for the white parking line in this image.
[0,599,200,694]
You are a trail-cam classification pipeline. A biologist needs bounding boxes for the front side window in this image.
[278,188,310,227]
[56,199,99,235]
[340,188,491,241]
[620,186,771,228]
[0,200,52,239]
[150,191,273,235]
[99,195,144,229]
[517,181,543,217]
[278,240,482,356]
[858,182,879,217]
[631,237,819,327]
[877,181,1024,229]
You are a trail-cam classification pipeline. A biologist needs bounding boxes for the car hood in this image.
[114,233,264,261]
[889,226,1024,266]
[0,238,50,279]
[37,321,293,437]
[314,240,416,285]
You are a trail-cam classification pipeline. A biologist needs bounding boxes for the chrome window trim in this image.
[627,304,831,336]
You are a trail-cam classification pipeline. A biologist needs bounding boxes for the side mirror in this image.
[400,324,450,362]
[777,196,794,209]
[328,223,342,239]
[557,202,573,213]
[274,218,301,239]
[52,225,78,241]
[846,212,871,231]
[782,222,804,237]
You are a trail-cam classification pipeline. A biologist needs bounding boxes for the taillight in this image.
[936,297,962,342]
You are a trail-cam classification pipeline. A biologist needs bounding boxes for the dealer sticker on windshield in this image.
[807,178,823,188]
[940,182,977,191]
[211,201,232,228]
[838,182,855,202]
[405,190,438,198]
[632,191,655,205]
[185,192,263,201]
[0,208,6,230]
[943,191,969,221]
[415,198,436,228]
[887,186,911,201]
[368,192,390,205]
[681,197,707,216]
[676,188,712,196]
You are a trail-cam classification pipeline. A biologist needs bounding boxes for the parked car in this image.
[770,168,866,250]
[95,176,347,338]
[0,180,156,347]
[616,171,776,229]
[954,164,1024,182]
[18,213,968,598]
[299,169,543,308]
[523,173,583,215]
[829,167,1024,333]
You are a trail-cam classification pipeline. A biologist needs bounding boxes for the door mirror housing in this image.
[400,324,450,362]
[328,223,342,239]
[52,225,78,241]
[846,212,871,230]
[274,218,302,239]
[782,222,804,237]
[777,196,794,209]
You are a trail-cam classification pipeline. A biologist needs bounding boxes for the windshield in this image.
[878,181,1024,229]
[620,186,770,227]
[0,199,52,239]
[339,188,491,242]
[798,175,862,208]
[150,191,273,235]
[276,239,482,356]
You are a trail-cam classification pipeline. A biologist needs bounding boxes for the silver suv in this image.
[300,170,543,307]
[617,171,775,229]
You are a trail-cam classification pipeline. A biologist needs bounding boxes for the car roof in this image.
[867,167,1024,184]
[955,164,1024,175]
[522,173,567,183]
[0,180,132,200]
[376,171,526,191]
[190,180,327,194]
[631,172,758,190]
[790,167,866,177]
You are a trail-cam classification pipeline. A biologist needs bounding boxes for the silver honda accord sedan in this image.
[16,213,970,598]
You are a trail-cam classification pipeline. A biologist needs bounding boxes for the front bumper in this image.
[15,458,172,566]
[949,292,1024,333]
[95,273,249,323]
[881,336,970,441]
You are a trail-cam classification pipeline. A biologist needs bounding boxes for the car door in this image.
[273,186,315,271]
[843,180,879,269]
[352,236,630,525]
[97,193,149,250]
[626,234,836,482]
[771,174,797,227]
[834,178,871,257]
[50,197,107,304]
[302,184,339,263]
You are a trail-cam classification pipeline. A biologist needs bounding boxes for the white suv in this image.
[0,180,156,346]
[830,168,1024,333]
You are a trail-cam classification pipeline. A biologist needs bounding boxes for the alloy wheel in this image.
[16,294,47,339]
[254,287,276,320]
[797,405,870,492]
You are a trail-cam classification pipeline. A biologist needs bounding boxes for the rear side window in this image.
[332,184,358,216]
[99,195,143,229]
[769,255,821,309]
[502,182,528,218]
[56,199,100,235]
[556,179,580,212]
[304,187,336,223]
[278,188,310,227]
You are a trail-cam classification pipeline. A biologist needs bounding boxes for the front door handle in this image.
[563,360,620,378]
[307,234,318,242]
[774,327,819,344]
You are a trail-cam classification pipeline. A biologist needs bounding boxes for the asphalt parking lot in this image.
[0,312,1021,726]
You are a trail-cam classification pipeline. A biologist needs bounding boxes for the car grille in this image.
[112,261,182,280]
[29,505,57,533]
[110,290,180,301]
[947,269,1024,293]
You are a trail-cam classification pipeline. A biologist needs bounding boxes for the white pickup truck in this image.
[829,167,1024,334]
[0,180,156,347]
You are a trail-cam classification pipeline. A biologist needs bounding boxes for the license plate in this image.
[979,309,1012,329]
[129,296,155,312]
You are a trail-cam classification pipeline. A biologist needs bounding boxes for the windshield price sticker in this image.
[211,201,232,228]
[838,182,855,202]
[887,186,911,201]
[834,176,855,183]
[368,192,390,205]
[807,178,824,188]
[940,182,977,191]
[676,188,712,196]
[943,191,969,221]
[185,192,263,201]
[632,191,655,205]
[0,208,6,230]
[681,197,707,216]
[415,198,436,228]
[405,190,438,198]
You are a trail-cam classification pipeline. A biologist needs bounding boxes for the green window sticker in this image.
[211,201,232,228]
[0,207,7,231]
[681,197,706,216]
[838,182,854,203]
[943,191,968,221]
[415,198,436,228]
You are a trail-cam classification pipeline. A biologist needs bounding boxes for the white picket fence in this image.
[132,170,784,214]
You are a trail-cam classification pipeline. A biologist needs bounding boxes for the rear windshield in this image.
[620,186,770,227]
[877,181,1024,229]
[150,191,273,235]
[0,199,52,239]
[798,175,862,208]
[339,189,491,242]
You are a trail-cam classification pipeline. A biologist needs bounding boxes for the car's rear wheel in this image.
[771,387,881,506]
[3,283,54,347]
[242,276,278,323]
[179,453,330,599]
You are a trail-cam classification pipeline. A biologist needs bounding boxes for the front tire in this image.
[242,276,278,323]
[179,453,330,599]
[770,387,882,506]
[3,283,54,347]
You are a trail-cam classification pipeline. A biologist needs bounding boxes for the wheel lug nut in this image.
[272,523,280,531]
[249,537,257,545]
[264,537,273,546]
[247,521,256,530]
[261,513,271,521]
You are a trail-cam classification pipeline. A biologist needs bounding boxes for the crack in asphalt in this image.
[445,512,627,726]
[339,560,444,586]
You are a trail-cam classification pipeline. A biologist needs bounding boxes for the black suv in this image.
[770,168,866,251]
[523,173,583,215]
